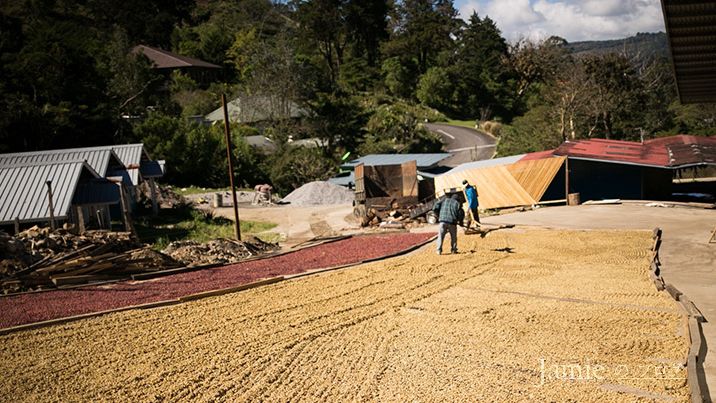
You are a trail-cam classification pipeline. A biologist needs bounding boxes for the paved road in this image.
[484,203,716,400]
[424,123,496,167]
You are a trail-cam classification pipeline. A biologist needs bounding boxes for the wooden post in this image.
[104,205,112,230]
[75,206,86,234]
[117,183,136,236]
[149,177,159,216]
[14,217,20,235]
[46,180,56,230]
[564,158,570,205]
[222,93,241,241]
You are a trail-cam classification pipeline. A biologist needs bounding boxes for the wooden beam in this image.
[75,206,85,234]
[149,177,159,216]
[46,180,56,230]
[117,183,136,236]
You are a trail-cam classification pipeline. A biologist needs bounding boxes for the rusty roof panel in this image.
[555,135,716,167]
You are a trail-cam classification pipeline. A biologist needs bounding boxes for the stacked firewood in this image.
[0,227,180,293]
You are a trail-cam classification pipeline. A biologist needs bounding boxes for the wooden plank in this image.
[686,356,703,403]
[506,156,566,201]
[681,296,706,323]
[51,274,117,286]
[400,160,418,197]
[435,165,536,209]
[179,277,284,302]
[664,284,683,301]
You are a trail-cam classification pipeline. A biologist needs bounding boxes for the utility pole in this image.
[222,93,241,240]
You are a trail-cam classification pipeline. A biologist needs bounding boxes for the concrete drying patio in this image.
[0,229,688,401]
[485,203,715,400]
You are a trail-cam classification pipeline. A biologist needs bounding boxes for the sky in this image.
[454,0,666,42]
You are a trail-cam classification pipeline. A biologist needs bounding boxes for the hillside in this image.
[566,32,669,60]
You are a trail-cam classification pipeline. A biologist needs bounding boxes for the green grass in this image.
[173,186,231,196]
[439,119,478,129]
[135,206,278,250]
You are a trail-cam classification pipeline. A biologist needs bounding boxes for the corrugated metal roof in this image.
[0,161,98,225]
[0,143,151,186]
[133,45,221,69]
[342,154,451,169]
[554,139,670,167]
[661,1,716,103]
[645,135,716,167]
[555,135,716,168]
[0,147,121,177]
[106,144,146,185]
[328,169,439,187]
[443,154,525,175]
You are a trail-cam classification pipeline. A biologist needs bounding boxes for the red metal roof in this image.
[554,135,716,168]
[132,45,221,69]
[518,149,556,161]
[555,139,669,167]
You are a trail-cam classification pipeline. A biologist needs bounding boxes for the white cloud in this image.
[458,0,665,42]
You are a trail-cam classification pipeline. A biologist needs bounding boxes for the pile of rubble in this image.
[0,226,181,294]
[137,182,187,209]
[162,236,279,266]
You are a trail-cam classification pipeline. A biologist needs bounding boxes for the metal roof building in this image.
[661,1,716,103]
[554,135,716,168]
[110,143,162,186]
[0,144,164,187]
[341,154,451,170]
[0,147,124,178]
[0,160,105,225]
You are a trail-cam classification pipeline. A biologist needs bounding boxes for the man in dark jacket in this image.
[433,193,465,254]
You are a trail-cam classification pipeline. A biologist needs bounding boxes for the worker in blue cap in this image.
[462,179,480,229]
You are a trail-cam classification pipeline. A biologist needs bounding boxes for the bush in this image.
[496,106,560,156]
[263,147,336,196]
[480,120,503,137]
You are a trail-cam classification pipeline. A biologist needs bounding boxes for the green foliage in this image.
[360,101,444,154]
[264,147,336,195]
[385,0,460,74]
[381,57,418,99]
[308,91,368,153]
[135,206,277,248]
[133,113,265,188]
[416,67,454,112]
[496,106,560,156]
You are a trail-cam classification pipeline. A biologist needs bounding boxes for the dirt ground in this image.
[0,229,688,401]
[211,203,359,247]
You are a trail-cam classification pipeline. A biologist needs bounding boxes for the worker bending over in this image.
[433,193,465,255]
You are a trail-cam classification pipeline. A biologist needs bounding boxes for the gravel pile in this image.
[280,181,354,206]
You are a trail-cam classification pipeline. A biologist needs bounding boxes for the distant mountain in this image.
[565,32,669,60]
